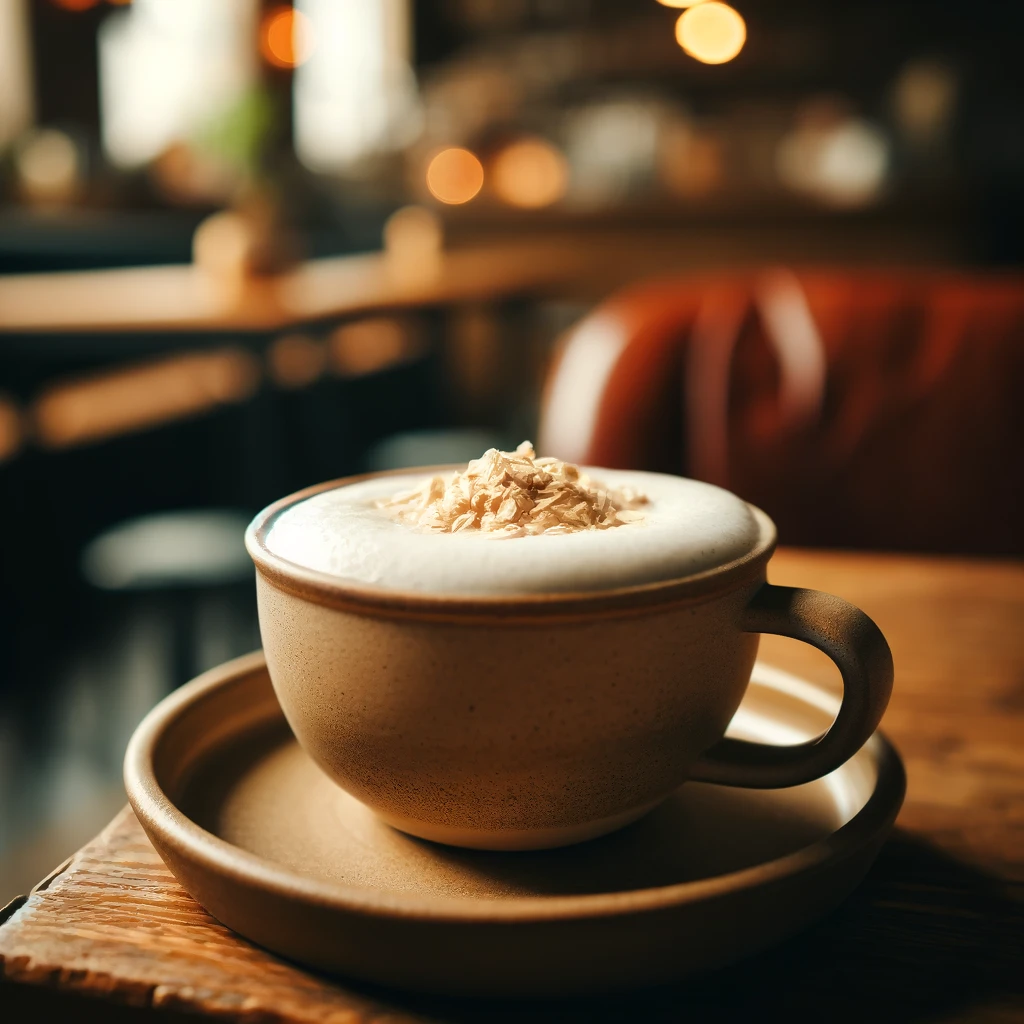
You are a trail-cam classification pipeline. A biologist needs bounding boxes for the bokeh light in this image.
[384,204,444,283]
[656,0,707,7]
[892,60,957,144]
[260,6,315,70]
[330,319,425,378]
[34,351,259,450]
[0,397,23,464]
[50,0,100,10]
[426,148,484,205]
[268,334,327,389]
[16,129,81,204]
[676,2,746,65]
[776,113,890,207]
[491,137,569,209]
[658,124,723,199]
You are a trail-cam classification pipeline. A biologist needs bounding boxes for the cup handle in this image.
[689,583,894,788]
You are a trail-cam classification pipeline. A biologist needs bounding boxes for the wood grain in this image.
[1,809,402,1023]
[2,549,1022,1022]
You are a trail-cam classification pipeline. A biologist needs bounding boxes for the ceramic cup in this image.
[246,471,893,851]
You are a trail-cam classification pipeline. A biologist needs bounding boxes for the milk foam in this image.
[264,470,760,596]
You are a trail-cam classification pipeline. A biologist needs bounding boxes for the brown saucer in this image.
[124,652,905,996]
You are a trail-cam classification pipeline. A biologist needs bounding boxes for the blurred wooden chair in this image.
[539,268,1024,556]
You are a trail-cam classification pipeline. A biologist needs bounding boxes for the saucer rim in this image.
[124,650,906,927]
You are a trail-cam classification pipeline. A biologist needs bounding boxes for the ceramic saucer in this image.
[124,651,904,996]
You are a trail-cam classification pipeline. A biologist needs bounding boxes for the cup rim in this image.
[245,467,777,621]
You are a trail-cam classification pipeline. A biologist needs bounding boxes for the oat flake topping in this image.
[377,442,647,537]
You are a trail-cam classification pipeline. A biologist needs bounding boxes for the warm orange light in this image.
[676,2,746,64]
[34,351,259,449]
[260,7,315,70]
[50,0,100,10]
[656,0,707,7]
[0,398,22,463]
[330,319,425,378]
[425,148,484,205]
[268,334,326,389]
[491,138,568,209]
[16,129,81,206]
[383,205,444,284]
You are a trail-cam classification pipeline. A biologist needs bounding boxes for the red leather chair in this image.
[539,269,1024,556]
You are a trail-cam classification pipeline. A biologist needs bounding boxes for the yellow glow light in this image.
[17,129,80,204]
[491,138,568,209]
[676,3,746,65]
[268,335,326,389]
[383,205,443,284]
[0,398,22,463]
[330,319,425,378]
[34,351,260,450]
[656,0,707,7]
[426,148,484,205]
[260,7,315,70]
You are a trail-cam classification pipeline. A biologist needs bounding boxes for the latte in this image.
[265,444,759,596]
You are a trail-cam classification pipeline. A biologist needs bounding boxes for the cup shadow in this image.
[393,777,840,897]
[343,830,1024,1022]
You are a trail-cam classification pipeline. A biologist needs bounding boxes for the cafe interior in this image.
[0,0,1021,1019]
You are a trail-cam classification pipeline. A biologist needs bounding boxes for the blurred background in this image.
[0,0,1021,904]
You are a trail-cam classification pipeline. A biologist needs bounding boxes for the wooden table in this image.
[0,221,959,335]
[2,549,1022,1022]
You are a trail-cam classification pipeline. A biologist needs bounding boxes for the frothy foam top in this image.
[262,460,762,597]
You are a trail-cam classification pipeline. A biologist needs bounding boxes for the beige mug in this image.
[247,472,893,851]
